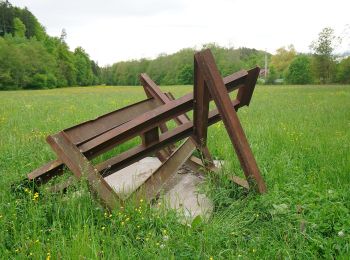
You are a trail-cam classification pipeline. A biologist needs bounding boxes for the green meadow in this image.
[0,85,349,259]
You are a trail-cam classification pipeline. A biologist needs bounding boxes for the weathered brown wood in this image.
[195,49,266,193]
[134,138,196,202]
[237,67,260,108]
[230,176,249,190]
[27,159,64,183]
[46,132,121,209]
[141,127,159,146]
[65,97,161,145]
[193,56,210,146]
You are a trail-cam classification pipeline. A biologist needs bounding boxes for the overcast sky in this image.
[11,0,350,66]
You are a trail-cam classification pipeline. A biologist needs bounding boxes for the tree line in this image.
[1,1,349,90]
[267,28,350,84]
[0,0,101,90]
[101,44,268,86]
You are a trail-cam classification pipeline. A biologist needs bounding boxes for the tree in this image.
[336,56,350,84]
[270,45,296,78]
[177,64,193,85]
[13,17,25,38]
[285,55,313,84]
[0,0,14,36]
[310,27,340,84]
[265,66,277,84]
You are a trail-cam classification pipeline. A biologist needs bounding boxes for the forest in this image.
[0,0,101,90]
[0,0,349,90]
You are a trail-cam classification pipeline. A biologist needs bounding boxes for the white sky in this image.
[11,0,350,66]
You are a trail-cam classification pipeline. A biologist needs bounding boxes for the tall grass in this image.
[0,85,349,258]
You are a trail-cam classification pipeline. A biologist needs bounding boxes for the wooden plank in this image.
[65,97,161,145]
[141,127,159,146]
[193,56,210,146]
[237,67,260,108]
[134,138,196,202]
[27,159,64,183]
[46,132,121,209]
[195,49,266,193]
[230,176,249,190]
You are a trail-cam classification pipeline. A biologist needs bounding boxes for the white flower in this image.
[338,230,345,237]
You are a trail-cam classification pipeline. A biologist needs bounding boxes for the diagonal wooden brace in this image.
[195,49,267,193]
[46,132,121,209]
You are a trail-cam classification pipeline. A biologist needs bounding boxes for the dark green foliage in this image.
[336,57,350,84]
[177,64,193,85]
[285,55,313,84]
[0,1,101,90]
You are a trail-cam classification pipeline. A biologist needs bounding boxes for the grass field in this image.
[0,84,349,259]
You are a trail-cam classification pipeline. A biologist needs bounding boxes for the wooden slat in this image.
[141,127,159,146]
[193,56,210,146]
[195,49,266,193]
[237,67,260,108]
[47,132,121,209]
[65,97,161,145]
[134,138,196,202]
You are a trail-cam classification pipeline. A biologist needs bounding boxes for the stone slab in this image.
[104,156,218,222]
[104,157,161,200]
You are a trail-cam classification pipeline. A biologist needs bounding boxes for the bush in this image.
[285,55,313,84]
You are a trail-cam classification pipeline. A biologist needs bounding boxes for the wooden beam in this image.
[237,67,260,108]
[46,132,121,209]
[195,49,266,193]
[193,56,210,146]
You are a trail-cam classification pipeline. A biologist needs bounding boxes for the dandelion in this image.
[140,199,144,203]
[101,226,105,230]
[210,257,214,260]
[137,225,140,228]
[156,242,160,246]
[32,192,39,201]
[46,252,51,260]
